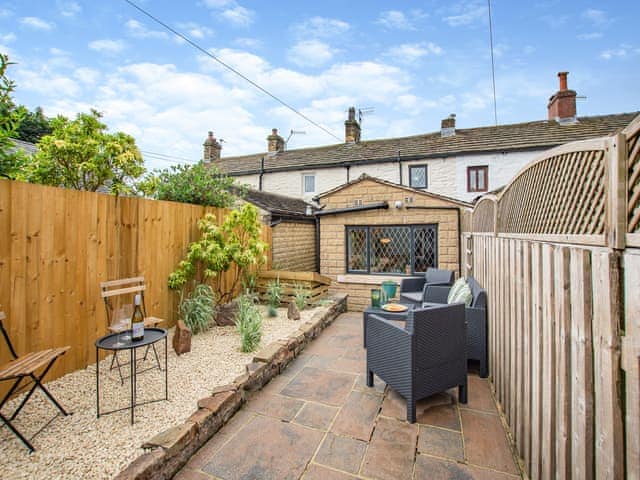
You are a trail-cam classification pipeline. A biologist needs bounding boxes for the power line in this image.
[487,0,498,126]
[123,0,342,142]
[140,149,197,164]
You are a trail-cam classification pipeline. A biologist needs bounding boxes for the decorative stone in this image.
[216,300,238,326]
[287,300,300,320]
[172,320,191,355]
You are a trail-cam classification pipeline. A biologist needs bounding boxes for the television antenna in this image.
[358,107,375,126]
[285,129,306,148]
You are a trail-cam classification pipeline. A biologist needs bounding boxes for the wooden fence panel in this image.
[0,179,273,388]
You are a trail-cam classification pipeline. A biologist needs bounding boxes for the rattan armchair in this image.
[365,304,467,423]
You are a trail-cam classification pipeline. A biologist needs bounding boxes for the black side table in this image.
[363,304,414,348]
[95,327,168,424]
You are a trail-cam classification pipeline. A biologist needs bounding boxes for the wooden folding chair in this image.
[100,277,164,383]
[0,312,71,452]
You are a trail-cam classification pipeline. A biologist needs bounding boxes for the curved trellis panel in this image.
[472,196,497,233]
[625,115,640,236]
[496,139,607,242]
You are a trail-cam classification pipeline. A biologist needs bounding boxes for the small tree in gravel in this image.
[168,203,268,303]
[235,293,262,352]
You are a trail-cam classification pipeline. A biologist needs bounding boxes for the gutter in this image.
[258,157,265,190]
[314,201,389,217]
[397,149,402,185]
[405,206,462,274]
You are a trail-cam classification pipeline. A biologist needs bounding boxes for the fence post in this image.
[607,133,627,250]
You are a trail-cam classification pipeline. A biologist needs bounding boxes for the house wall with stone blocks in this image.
[271,221,316,272]
[318,178,464,311]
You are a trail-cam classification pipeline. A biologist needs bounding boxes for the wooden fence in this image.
[0,179,272,386]
[462,113,640,479]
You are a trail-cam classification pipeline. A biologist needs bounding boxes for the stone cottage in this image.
[314,175,470,311]
[204,72,637,203]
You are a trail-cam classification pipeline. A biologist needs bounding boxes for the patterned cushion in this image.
[450,282,473,307]
[447,277,467,304]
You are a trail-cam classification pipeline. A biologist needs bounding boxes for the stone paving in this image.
[176,312,522,480]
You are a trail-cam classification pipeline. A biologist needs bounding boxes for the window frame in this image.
[467,165,489,193]
[302,173,316,195]
[409,164,428,189]
[345,224,438,275]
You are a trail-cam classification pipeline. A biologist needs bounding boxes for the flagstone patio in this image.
[175,312,522,480]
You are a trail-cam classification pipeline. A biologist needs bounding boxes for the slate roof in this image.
[237,187,315,218]
[215,112,638,175]
[316,174,473,208]
[9,138,37,155]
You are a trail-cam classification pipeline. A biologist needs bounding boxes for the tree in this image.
[16,106,52,143]
[0,53,27,179]
[21,109,145,194]
[145,162,237,208]
[168,204,268,303]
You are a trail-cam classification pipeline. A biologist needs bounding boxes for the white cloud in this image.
[600,44,638,60]
[384,42,443,64]
[176,22,214,39]
[234,37,262,49]
[57,1,81,17]
[294,17,350,38]
[288,40,335,68]
[16,67,80,97]
[582,9,611,26]
[202,0,233,7]
[74,67,100,85]
[1,33,16,43]
[540,15,568,29]
[0,8,12,18]
[125,19,169,40]
[221,5,254,27]
[578,32,603,40]
[376,10,415,30]
[20,16,54,30]
[88,39,126,54]
[443,1,486,27]
[50,47,69,56]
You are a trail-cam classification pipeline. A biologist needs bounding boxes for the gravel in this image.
[0,305,324,479]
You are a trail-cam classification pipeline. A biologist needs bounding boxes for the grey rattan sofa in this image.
[422,277,488,378]
[399,268,455,305]
[366,304,468,423]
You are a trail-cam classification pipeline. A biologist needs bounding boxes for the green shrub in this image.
[235,293,263,352]
[178,284,216,334]
[293,283,310,310]
[242,271,258,295]
[266,278,282,317]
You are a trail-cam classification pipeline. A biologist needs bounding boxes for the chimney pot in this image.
[203,131,222,163]
[344,106,361,143]
[548,71,577,123]
[441,114,456,137]
[267,128,285,153]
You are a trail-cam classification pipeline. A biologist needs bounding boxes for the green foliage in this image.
[293,283,310,310]
[19,109,145,194]
[178,284,216,334]
[234,293,262,352]
[168,204,268,303]
[241,270,258,295]
[266,278,282,317]
[16,106,52,143]
[145,162,236,207]
[0,54,26,178]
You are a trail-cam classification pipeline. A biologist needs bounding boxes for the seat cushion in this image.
[447,277,467,303]
[399,292,423,304]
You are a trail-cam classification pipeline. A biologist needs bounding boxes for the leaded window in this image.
[346,224,438,274]
[409,165,428,188]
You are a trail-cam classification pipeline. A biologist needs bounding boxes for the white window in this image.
[303,174,316,194]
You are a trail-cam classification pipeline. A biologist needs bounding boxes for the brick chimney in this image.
[344,107,361,143]
[203,131,221,163]
[547,71,577,124]
[441,114,456,137]
[267,128,285,153]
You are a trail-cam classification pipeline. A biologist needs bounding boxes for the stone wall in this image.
[271,221,316,272]
[318,178,461,311]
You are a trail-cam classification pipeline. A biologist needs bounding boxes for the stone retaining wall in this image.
[115,294,347,480]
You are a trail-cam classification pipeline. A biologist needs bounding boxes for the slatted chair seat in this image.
[0,347,70,380]
[0,311,71,453]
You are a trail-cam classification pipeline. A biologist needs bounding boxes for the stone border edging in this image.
[114,294,347,480]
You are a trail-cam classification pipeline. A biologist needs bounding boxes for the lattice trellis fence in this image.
[625,116,640,237]
[471,196,496,233]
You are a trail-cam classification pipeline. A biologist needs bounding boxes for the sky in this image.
[1,0,639,171]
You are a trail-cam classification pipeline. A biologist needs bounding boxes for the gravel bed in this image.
[0,305,324,479]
